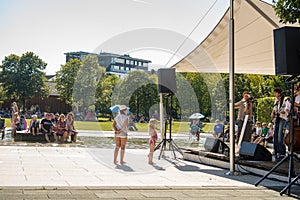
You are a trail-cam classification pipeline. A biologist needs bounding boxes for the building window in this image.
[114,58,124,64]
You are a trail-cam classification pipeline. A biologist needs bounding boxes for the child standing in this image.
[148,118,158,165]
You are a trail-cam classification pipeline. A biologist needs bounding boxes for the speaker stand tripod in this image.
[154,94,183,159]
[255,75,299,196]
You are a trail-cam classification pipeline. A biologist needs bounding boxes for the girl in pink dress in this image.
[148,118,158,165]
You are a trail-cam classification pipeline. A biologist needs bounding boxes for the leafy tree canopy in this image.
[55,58,82,105]
[273,0,300,24]
[0,52,48,109]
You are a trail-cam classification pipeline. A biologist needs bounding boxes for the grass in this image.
[2,118,214,133]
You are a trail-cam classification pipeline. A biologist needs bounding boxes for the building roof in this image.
[47,81,59,96]
[65,51,151,63]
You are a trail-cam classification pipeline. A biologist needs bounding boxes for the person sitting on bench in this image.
[29,114,39,136]
[213,119,224,139]
[40,113,58,143]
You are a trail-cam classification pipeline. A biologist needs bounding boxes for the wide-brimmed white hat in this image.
[119,105,127,111]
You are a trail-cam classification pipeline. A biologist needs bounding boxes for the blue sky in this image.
[0,0,273,75]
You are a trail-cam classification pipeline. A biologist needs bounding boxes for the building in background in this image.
[65,51,151,78]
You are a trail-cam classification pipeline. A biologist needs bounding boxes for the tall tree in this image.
[0,52,48,109]
[273,0,300,24]
[95,74,121,115]
[112,70,158,118]
[72,55,105,115]
[55,58,82,105]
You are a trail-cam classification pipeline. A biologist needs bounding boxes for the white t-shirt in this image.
[114,114,129,137]
[274,97,291,121]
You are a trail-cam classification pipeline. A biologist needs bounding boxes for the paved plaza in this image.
[0,131,299,199]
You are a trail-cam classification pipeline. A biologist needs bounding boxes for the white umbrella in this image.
[189,113,205,119]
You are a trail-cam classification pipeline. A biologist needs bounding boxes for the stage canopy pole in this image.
[229,0,236,174]
[159,93,165,139]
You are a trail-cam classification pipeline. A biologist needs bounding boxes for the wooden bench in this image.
[14,131,56,143]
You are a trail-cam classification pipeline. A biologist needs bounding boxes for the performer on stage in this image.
[271,88,290,159]
[235,91,253,143]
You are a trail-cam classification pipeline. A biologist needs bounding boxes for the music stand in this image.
[255,75,299,195]
[154,93,183,159]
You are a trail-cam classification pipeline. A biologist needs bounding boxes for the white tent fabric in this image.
[172,0,300,75]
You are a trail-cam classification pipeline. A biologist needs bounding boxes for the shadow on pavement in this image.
[115,164,134,172]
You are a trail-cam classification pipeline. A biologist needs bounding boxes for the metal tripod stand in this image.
[255,75,299,196]
[154,94,183,159]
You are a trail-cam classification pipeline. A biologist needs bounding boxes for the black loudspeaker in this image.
[204,138,229,154]
[274,26,300,75]
[239,142,272,161]
[158,68,177,94]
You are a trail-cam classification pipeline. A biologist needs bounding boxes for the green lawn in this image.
[2,118,214,133]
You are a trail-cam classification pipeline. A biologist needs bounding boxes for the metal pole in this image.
[160,93,165,139]
[229,0,235,174]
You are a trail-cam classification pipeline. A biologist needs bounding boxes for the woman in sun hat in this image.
[112,105,129,165]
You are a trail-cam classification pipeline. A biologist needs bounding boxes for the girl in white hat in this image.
[112,105,129,165]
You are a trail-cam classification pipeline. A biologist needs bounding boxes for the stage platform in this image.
[182,147,300,182]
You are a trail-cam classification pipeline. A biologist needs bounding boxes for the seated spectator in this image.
[66,112,78,143]
[223,125,230,142]
[29,115,40,136]
[251,121,261,143]
[139,115,146,123]
[212,119,224,139]
[52,113,59,133]
[0,116,5,140]
[263,123,274,147]
[41,113,58,143]
[56,114,68,142]
[128,113,138,131]
[151,110,159,120]
[19,115,28,131]
[53,113,59,124]
[11,112,20,137]
[254,122,269,145]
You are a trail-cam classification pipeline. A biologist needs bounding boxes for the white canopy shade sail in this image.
[172,0,300,75]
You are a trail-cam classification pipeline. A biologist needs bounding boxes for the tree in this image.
[273,0,300,24]
[95,74,121,115]
[55,59,82,105]
[182,72,211,117]
[111,70,158,118]
[72,55,105,116]
[0,52,49,109]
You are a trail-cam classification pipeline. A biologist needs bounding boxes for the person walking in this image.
[148,118,158,165]
[112,105,129,165]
